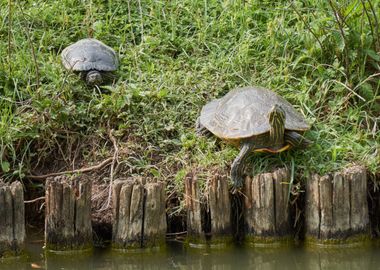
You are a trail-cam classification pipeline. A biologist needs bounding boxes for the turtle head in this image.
[268,104,286,146]
[86,70,103,86]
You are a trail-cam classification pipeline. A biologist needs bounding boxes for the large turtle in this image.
[196,86,310,190]
[61,38,118,86]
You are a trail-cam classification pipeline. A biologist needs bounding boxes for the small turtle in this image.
[61,38,118,85]
[196,86,311,190]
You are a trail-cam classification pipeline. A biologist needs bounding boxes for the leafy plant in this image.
[0,0,378,185]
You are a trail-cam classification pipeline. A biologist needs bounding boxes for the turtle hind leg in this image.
[231,141,255,192]
[195,117,213,138]
[285,131,312,148]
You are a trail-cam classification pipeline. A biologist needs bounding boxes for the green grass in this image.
[0,0,379,193]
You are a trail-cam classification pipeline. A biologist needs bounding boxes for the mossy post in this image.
[45,175,92,251]
[185,170,232,247]
[185,172,204,245]
[0,181,25,257]
[305,166,370,245]
[112,178,166,250]
[244,168,292,245]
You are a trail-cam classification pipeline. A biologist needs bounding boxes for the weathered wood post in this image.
[112,178,166,250]
[185,172,204,245]
[208,173,232,245]
[185,170,232,247]
[305,165,370,245]
[45,175,92,251]
[0,181,25,257]
[244,168,292,245]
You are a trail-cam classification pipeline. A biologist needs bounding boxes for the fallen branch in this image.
[26,157,113,181]
[24,196,45,204]
[165,231,187,236]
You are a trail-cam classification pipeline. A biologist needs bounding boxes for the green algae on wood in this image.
[304,234,372,248]
[244,236,294,248]
[0,181,25,258]
[45,176,93,251]
[305,165,370,246]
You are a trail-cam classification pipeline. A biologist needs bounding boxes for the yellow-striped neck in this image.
[269,104,285,146]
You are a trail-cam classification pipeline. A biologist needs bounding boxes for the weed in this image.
[0,1,378,190]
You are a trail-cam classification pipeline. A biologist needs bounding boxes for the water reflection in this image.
[1,239,380,269]
[45,251,94,270]
[305,248,375,270]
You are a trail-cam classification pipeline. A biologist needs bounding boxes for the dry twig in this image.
[290,3,324,51]
[16,0,40,88]
[27,157,113,180]
[98,124,120,211]
[8,0,12,74]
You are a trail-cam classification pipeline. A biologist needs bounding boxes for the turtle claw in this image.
[197,129,213,138]
[231,183,243,195]
[231,168,243,188]
[195,117,213,137]
[302,138,312,147]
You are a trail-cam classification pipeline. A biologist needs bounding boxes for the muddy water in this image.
[1,237,380,270]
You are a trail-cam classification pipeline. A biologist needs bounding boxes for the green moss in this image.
[111,239,166,252]
[185,234,235,249]
[245,236,294,247]
[208,236,234,249]
[0,249,26,259]
[112,243,137,251]
[44,243,93,254]
[0,1,378,209]
[144,239,167,250]
[185,235,208,249]
[305,234,372,248]
[111,244,166,254]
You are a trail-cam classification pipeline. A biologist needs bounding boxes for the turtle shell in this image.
[61,38,118,72]
[199,86,309,140]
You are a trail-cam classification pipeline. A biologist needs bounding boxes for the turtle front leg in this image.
[195,117,213,137]
[284,131,311,148]
[231,141,255,191]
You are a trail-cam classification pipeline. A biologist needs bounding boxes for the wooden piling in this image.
[305,165,370,245]
[244,168,292,245]
[185,170,232,247]
[0,181,25,257]
[45,175,92,251]
[208,173,232,245]
[185,172,203,244]
[112,178,166,250]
